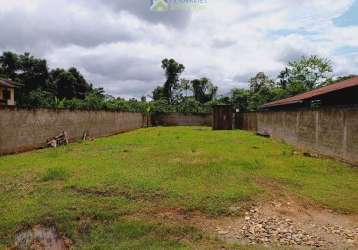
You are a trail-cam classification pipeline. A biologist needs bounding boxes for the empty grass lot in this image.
[0,127,357,249]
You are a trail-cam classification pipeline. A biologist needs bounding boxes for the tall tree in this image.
[249,72,274,93]
[18,53,49,94]
[68,67,92,99]
[161,58,185,103]
[277,67,290,89]
[0,52,19,80]
[180,78,191,98]
[55,71,77,99]
[50,67,95,100]
[246,72,276,111]
[277,55,333,93]
[191,77,218,104]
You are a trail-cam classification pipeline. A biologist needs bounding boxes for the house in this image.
[0,78,21,106]
[261,76,358,110]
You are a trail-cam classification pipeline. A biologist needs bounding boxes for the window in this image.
[3,89,11,100]
[310,99,321,108]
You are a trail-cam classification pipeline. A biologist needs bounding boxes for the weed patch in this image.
[41,168,68,181]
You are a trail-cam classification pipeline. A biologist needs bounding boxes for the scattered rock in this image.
[217,205,357,248]
[321,224,358,243]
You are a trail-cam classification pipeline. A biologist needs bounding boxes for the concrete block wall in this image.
[0,109,212,155]
[152,112,212,126]
[0,108,145,155]
[239,107,358,166]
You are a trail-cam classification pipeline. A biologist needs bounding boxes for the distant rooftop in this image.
[0,78,22,88]
[261,76,358,109]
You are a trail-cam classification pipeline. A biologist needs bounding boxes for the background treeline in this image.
[0,51,353,113]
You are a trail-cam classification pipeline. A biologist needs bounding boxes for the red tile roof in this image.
[261,76,358,108]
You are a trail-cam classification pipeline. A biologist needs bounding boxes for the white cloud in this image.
[0,0,357,97]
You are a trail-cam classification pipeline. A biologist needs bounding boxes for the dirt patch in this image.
[11,225,71,250]
[142,199,357,249]
[213,200,358,249]
[207,179,358,249]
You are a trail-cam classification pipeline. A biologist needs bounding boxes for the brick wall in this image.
[237,107,358,166]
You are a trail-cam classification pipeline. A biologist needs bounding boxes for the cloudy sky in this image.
[1,0,358,98]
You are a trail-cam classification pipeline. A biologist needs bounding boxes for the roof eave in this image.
[261,100,304,109]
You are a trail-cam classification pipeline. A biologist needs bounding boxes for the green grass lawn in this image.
[0,127,357,249]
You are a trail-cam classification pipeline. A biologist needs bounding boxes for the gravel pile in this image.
[216,207,358,248]
[238,209,326,247]
[321,224,358,244]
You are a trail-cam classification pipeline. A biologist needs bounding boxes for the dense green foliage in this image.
[1,52,351,112]
[0,127,357,248]
[0,52,104,107]
[230,56,336,111]
[152,58,219,113]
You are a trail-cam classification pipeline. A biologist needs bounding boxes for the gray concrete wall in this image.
[152,112,212,126]
[0,108,145,155]
[239,107,358,166]
[0,109,212,155]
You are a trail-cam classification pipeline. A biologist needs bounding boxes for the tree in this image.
[231,88,250,112]
[18,53,49,90]
[180,78,191,98]
[16,53,50,105]
[49,67,96,100]
[68,67,92,99]
[277,67,290,89]
[161,58,185,103]
[278,55,333,92]
[26,89,54,107]
[191,77,218,104]
[152,86,165,101]
[54,71,77,100]
[0,51,19,80]
[249,72,274,93]
[91,87,106,98]
[248,86,276,111]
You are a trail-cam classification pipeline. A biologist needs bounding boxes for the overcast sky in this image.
[1,0,358,98]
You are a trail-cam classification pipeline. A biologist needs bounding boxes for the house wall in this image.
[237,107,358,166]
[7,88,15,105]
[0,108,145,155]
[0,87,15,105]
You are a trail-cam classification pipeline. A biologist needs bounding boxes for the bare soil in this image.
[148,194,358,249]
[10,225,71,250]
